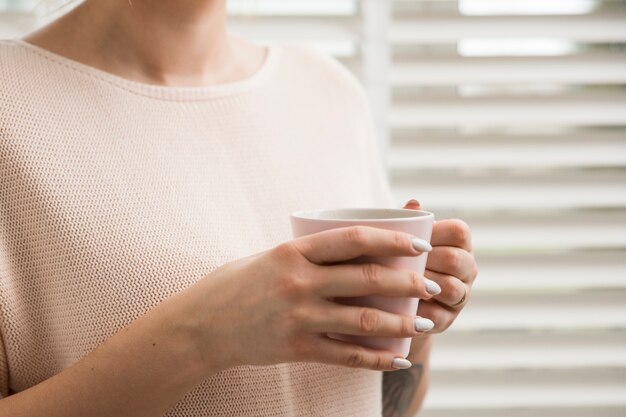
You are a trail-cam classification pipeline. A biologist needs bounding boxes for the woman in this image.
[0,1,478,416]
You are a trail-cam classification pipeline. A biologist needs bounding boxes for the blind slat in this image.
[388,140,626,169]
[392,181,626,210]
[391,14,626,43]
[228,0,355,16]
[467,214,626,252]
[450,290,626,331]
[419,407,626,417]
[432,330,626,370]
[424,368,626,409]
[462,253,626,291]
[391,56,626,85]
[228,17,358,41]
[390,96,626,128]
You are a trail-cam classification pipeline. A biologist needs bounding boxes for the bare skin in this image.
[24,0,267,87]
[2,2,480,415]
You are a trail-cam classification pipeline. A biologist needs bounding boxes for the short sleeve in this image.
[333,59,396,208]
[279,43,396,209]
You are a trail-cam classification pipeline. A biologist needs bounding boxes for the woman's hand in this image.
[183,224,440,374]
[403,199,478,334]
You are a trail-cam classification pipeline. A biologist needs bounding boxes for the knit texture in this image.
[0,38,395,416]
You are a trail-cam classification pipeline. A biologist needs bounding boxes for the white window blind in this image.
[2,1,625,416]
[387,2,626,417]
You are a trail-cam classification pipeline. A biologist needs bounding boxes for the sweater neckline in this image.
[10,37,280,101]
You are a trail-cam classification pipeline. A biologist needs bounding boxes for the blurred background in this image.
[2,0,626,416]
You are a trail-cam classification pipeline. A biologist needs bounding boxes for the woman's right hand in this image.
[182,225,437,373]
[0,226,436,417]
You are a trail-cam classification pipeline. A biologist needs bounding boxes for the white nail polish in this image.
[411,237,432,253]
[392,358,412,370]
[425,279,441,295]
[414,317,434,332]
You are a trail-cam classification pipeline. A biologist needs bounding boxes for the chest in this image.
[0,101,373,334]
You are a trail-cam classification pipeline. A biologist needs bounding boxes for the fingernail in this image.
[425,279,441,295]
[411,237,432,253]
[414,317,434,332]
[391,358,412,369]
[407,199,420,205]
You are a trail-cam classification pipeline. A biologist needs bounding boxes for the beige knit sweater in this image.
[0,38,395,416]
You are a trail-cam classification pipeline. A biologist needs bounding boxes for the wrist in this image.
[148,290,227,385]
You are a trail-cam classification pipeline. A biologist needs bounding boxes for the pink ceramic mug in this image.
[290,207,434,358]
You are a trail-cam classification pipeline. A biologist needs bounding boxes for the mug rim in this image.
[290,207,434,222]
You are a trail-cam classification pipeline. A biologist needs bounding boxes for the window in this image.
[2,1,625,415]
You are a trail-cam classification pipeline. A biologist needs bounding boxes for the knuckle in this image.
[439,317,454,332]
[400,316,416,337]
[442,280,464,305]
[284,309,317,359]
[394,232,410,253]
[345,348,366,368]
[274,271,308,299]
[428,310,450,333]
[470,258,479,281]
[409,271,424,295]
[372,354,385,371]
[445,249,463,272]
[345,226,369,248]
[358,308,380,333]
[285,305,308,329]
[271,242,302,262]
[362,263,384,288]
[449,219,472,248]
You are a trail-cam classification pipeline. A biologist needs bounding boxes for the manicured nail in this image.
[425,279,441,295]
[414,317,435,332]
[392,358,412,369]
[411,237,432,253]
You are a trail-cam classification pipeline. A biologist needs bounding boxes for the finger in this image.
[312,262,437,299]
[424,269,469,309]
[430,219,473,252]
[416,299,458,333]
[309,334,414,371]
[310,301,434,338]
[403,199,422,210]
[426,246,477,283]
[292,225,431,265]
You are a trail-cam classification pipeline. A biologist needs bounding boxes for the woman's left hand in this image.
[404,199,478,334]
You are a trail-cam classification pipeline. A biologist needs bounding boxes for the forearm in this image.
[382,335,432,417]
[0,290,218,417]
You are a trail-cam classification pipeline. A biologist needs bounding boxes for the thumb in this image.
[403,198,421,210]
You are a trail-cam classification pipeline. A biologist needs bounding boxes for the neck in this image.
[25,0,266,87]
